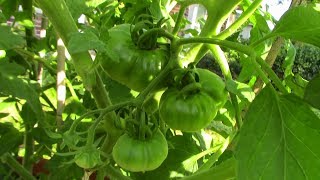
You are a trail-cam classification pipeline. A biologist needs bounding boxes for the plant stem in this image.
[1,153,36,180]
[217,0,264,40]
[172,4,186,35]
[14,48,56,75]
[207,45,243,129]
[104,165,132,180]
[183,0,263,65]
[176,37,255,56]
[256,57,288,94]
[22,0,34,172]
[36,0,120,153]
[253,37,285,93]
[136,40,181,104]
[70,101,135,133]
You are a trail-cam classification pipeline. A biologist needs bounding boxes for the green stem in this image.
[1,153,36,180]
[230,93,242,129]
[172,5,186,35]
[104,165,132,180]
[87,114,105,145]
[180,0,262,66]
[22,0,34,48]
[207,45,243,129]
[23,126,34,172]
[256,57,288,94]
[217,0,264,40]
[196,130,237,172]
[22,0,35,172]
[136,40,181,104]
[37,0,123,154]
[70,101,135,133]
[35,0,94,89]
[14,49,57,76]
[176,37,255,57]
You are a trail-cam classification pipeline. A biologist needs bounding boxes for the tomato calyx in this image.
[130,14,168,50]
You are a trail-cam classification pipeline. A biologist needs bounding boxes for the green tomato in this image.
[100,24,168,92]
[159,68,228,132]
[112,129,168,172]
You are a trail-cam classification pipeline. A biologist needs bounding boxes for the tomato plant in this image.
[1,0,320,179]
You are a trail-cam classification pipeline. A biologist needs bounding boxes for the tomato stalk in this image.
[256,57,288,94]
[172,4,187,35]
[104,164,132,180]
[182,0,263,65]
[35,0,125,154]
[175,37,287,95]
[136,39,182,104]
[179,0,241,65]
[217,0,264,40]
[21,0,35,173]
[69,101,135,133]
[1,153,36,180]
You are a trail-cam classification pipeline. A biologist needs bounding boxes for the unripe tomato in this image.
[112,129,168,172]
[159,68,228,132]
[100,24,168,92]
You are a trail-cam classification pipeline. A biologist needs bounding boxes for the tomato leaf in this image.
[0,70,43,123]
[0,123,23,156]
[236,84,320,179]
[181,157,237,180]
[68,30,106,54]
[304,73,320,109]
[268,3,320,48]
[0,26,25,50]
[226,79,255,103]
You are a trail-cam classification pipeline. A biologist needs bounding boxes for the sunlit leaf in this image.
[236,84,320,179]
[268,3,320,48]
[68,31,106,54]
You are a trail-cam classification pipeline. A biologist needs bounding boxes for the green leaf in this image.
[0,0,19,19]
[0,123,23,156]
[181,157,237,180]
[304,74,320,109]
[68,31,106,54]
[0,26,25,50]
[20,103,37,127]
[236,84,320,179]
[65,0,89,20]
[269,3,320,48]
[0,74,43,123]
[86,0,109,8]
[46,155,83,179]
[282,41,296,78]
[226,79,255,103]
[0,61,26,75]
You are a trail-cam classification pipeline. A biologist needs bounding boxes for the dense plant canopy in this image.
[0,0,320,179]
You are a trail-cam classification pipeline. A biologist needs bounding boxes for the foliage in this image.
[0,0,320,179]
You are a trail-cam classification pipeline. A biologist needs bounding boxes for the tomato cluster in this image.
[101,24,228,172]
